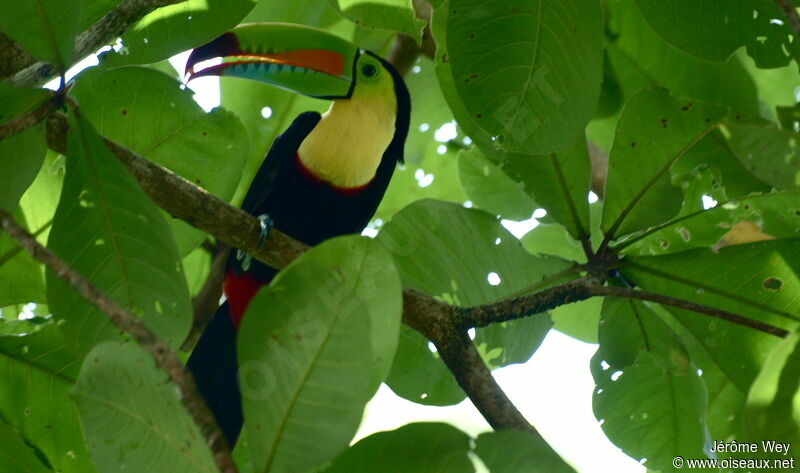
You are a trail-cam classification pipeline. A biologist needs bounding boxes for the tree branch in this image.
[0,210,237,473]
[0,97,61,141]
[182,243,230,351]
[775,0,800,41]
[8,0,185,86]
[0,32,35,80]
[591,285,789,337]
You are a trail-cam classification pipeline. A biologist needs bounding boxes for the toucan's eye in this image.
[361,64,378,78]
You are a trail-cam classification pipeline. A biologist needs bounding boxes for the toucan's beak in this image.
[185,23,359,99]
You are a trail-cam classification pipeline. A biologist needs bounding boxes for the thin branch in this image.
[181,244,230,351]
[0,218,52,268]
[0,210,237,473]
[401,289,541,435]
[0,32,34,80]
[591,285,789,338]
[775,0,800,40]
[9,0,185,86]
[0,97,61,141]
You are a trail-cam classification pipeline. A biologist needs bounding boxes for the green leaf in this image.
[619,191,800,257]
[431,0,604,155]
[378,200,575,404]
[601,87,727,239]
[0,420,52,473]
[321,423,473,472]
[521,223,585,262]
[726,120,800,191]
[745,333,800,445]
[0,210,45,307]
[238,236,402,473]
[501,136,592,240]
[79,0,123,32]
[0,83,51,125]
[71,342,219,473]
[622,240,800,391]
[592,351,709,471]
[549,299,601,343]
[70,66,248,255]
[104,0,258,66]
[607,0,759,116]
[327,0,425,42]
[0,0,80,66]
[475,430,576,473]
[457,147,537,221]
[0,124,46,213]
[0,321,95,473]
[46,109,191,357]
[634,0,800,68]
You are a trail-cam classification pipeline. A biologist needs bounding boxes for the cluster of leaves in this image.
[1,0,800,472]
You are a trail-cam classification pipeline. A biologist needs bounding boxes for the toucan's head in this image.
[186,22,409,169]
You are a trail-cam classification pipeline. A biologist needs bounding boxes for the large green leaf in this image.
[726,120,800,191]
[327,0,425,42]
[378,200,574,405]
[592,351,710,471]
[607,0,759,116]
[46,109,191,357]
[238,236,401,473]
[0,321,95,473]
[745,333,800,446]
[71,342,218,473]
[103,0,258,66]
[623,240,800,391]
[475,430,576,473]
[0,420,52,473]
[431,0,604,155]
[618,191,800,257]
[321,423,473,472]
[70,66,248,255]
[601,87,728,239]
[634,0,800,68]
[0,0,80,66]
[0,124,46,213]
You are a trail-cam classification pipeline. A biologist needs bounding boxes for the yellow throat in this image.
[297,82,397,188]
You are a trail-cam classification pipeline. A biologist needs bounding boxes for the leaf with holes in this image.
[634,0,800,68]
[431,0,604,155]
[327,0,425,42]
[71,342,218,473]
[601,87,727,240]
[0,0,80,67]
[70,66,248,255]
[46,109,191,357]
[378,200,574,405]
[321,423,473,472]
[618,190,800,256]
[592,351,710,472]
[238,236,401,473]
[622,240,800,391]
[0,321,95,473]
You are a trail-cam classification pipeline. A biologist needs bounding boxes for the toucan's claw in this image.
[236,213,273,272]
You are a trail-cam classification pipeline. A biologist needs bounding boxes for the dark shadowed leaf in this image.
[432,0,604,155]
[634,0,800,68]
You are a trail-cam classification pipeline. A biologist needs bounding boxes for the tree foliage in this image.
[1,0,799,472]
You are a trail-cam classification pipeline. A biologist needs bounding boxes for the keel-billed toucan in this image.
[184,23,410,446]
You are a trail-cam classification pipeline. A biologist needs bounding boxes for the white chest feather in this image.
[297,96,396,188]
